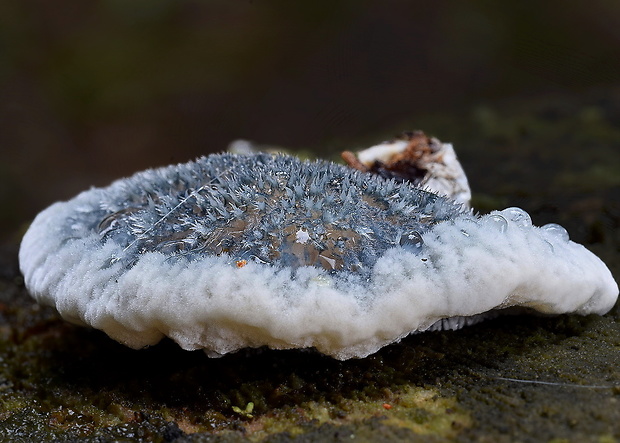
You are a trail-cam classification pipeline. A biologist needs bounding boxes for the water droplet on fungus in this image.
[483,214,508,233]
[541,223,570,242]
[399,231,424,253]
[501,207,532,228]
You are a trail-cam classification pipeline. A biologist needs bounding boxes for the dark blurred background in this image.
[2,0,620,246]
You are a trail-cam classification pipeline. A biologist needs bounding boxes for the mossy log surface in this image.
[1,91,619,442]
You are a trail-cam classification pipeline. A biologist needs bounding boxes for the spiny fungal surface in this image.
[91,153,463,276]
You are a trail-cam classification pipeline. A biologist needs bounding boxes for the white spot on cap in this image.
[295,229,310,244]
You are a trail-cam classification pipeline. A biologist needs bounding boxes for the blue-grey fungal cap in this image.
[19,153,619,359]
[95,153,463,275]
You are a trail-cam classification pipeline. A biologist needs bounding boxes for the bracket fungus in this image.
[342,130,472,207]
[19,143,618,360]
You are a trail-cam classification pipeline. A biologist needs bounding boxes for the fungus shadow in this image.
[33,307,610,416]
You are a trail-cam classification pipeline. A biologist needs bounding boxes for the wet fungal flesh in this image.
[19,152,619,359]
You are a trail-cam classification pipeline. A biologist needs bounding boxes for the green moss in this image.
[237,385,469,441]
